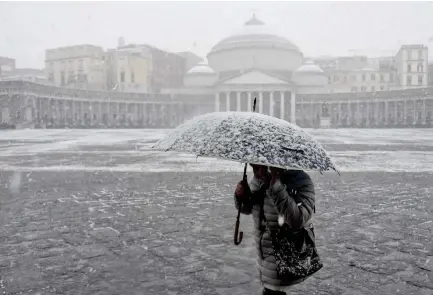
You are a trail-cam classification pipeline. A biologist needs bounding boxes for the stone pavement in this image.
[0,171,432,295]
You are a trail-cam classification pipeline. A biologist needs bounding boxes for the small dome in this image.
[295,61,324,74]
[187,62,216,75]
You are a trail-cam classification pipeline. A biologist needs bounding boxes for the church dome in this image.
[186,62,216,75]
[292,61,327,89]
[209,14,300,55]
[295,61,324,74]
[184,61,217,87]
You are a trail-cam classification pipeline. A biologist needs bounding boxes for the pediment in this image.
[222,71,290,85]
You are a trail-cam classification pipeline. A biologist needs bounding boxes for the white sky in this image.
[1,1,433,69]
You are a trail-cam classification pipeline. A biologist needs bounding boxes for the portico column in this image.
[226,92,230,112]
[259,92,264,113]
[247,92,252,111]
[338,102,342,125]
[215,93,219,112]
[280,92,285,120]
[413,100,417,124]
[236,92,241,111]
[291,92,296,124]
[269,92,274,117]
[403,100,407,124]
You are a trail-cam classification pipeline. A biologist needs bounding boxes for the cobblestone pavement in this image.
[0,171,432,295]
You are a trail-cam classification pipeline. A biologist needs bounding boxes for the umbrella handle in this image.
[234,96,255,246]
[234,207,243,245]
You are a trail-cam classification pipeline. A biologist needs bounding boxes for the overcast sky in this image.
[1,1,433,69]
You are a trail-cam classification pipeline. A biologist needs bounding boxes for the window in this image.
[131,71,135,83]
[371,74,375,81]
[371,86,375,92]
[78,59,83,69]
[418,50,423,60]
[407,75,412,85]
[408,50,412,60]
[48,73,54,82]
[328,76,332,84]
[380,74,384,82]
[380,85,385,91]
[361,86,367,92]
[407,64,411,72]
[417,63,423,72]
[351,86,357,92]
[351,75,356,81]
[344,75,347,82]
[120,71,125,83]
[68,71,74,83]
[362,74,366,82]
[418,75,423,84]
[333,75,339,82]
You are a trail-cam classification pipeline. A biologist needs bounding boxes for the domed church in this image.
[181,14,328,123]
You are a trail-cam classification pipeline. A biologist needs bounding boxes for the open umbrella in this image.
[153,112,338,173]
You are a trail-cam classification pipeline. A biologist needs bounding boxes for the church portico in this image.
[214,89,294,122]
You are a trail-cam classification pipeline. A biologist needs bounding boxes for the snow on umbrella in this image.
[153,111,338,173]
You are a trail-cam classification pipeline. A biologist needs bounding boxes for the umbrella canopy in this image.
[153,111,338,173]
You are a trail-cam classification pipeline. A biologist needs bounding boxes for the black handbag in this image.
[260,186,323,281]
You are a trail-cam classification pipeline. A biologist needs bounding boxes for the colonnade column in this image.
[423,99,427,124]
[394,101,398,123]
[348,102,352,123]
[236,92,241,111]
[384,100,389,124]
[366,102,370,127]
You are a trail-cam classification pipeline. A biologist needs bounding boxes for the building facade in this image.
[45,45,106,90]
[429,63,433,86]
[0,57,16,77]
[105,45,152,93]
[395,45,429,89]
[327,68,396,93]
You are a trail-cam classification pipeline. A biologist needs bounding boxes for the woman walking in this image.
[234,164,317,294]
